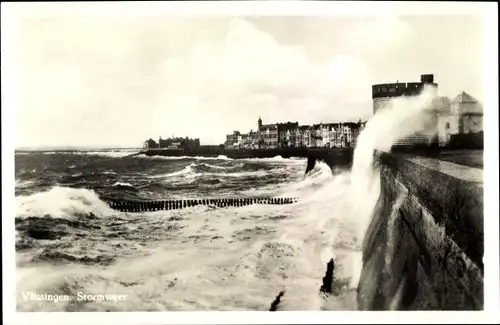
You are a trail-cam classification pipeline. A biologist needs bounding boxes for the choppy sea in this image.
[15,150,377,311]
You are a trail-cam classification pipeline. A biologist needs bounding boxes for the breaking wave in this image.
[16,187,114,219]
[15,138,390,312]
[16,158,361,311]
[135,154,233,161]
[41,151,136,159]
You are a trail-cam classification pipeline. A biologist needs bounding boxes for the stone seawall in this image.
[357,152,483,310]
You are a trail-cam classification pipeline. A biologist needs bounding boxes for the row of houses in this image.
[225,118,367,149]
[143,136,201,150]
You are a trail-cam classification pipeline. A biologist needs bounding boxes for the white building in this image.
[320,124,331,147]
[437,91,483,146]
[314,126,322,147]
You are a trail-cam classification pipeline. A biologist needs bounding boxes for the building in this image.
[372,74,438,114]
[154,136,200,150]
[437,91,483,146]
[296,126,309,148]
[350,121,367,147]
[225,131,240,149]
[277,122,299,148]
[372,74,440,146]
[225,128,260,149]
[143,138,157,149]
[225,118,366,150]
[250,130,260,149]
[312,124,322,147]
[258,118,279,149]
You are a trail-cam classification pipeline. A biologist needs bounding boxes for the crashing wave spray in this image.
[347,85,439,287]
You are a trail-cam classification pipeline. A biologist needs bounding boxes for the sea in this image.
[14,147,380,312]
[12,87,439,312]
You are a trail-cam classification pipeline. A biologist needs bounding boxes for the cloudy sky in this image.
[7,6,486,148]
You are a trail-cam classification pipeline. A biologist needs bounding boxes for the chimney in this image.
[421,74,434,84]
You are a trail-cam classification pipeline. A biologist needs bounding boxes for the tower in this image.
[371,74,439,147]
[372,74,438,114]
[257,117,263,149]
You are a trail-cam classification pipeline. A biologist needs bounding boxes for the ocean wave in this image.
[16,186,114,219]
[135,154,305,163]
[135,154,233,161]
[197,162,245,170]
[235,160,333,199]
[270,161,334,197]
[242,156,306,164]
[206,170,270,179]
[33,250,116,266]
[41,151,135,158]
[159,163,274,181]
[14,158,364,311]
[15,179,36,189]
[15,148,370,311]
[112,182,134,188]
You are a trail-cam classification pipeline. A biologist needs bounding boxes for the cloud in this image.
[14,15,483,147]
[144,18,374,145]
[13,18,379,147]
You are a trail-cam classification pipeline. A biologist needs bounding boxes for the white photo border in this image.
[2,1,498,324]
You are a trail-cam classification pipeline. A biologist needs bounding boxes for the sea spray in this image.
[347,85,439,288]
[350,85,438,235]
[16,187,114,219]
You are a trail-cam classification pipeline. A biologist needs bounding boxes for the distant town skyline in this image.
[7,4,487,148]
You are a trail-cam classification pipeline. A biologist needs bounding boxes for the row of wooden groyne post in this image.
[106,197,300,213]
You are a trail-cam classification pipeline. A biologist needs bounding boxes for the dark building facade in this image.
[143,138,158,149]
[152,136,201,150]
[372,74,438,114]
[277,122,299,148]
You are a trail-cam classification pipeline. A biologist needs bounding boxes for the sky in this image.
[6,5,487,148]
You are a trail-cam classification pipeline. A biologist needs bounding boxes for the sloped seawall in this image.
[357,152,484,310]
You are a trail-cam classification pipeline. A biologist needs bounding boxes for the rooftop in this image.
[372,74,438,99]
[451,91,479,104]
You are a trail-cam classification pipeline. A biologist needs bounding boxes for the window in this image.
[445,122,450,129]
